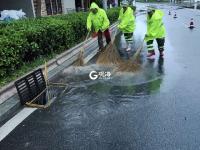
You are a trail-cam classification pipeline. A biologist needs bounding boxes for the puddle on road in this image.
[49,58,164,128]
[52,54,164,101]
[48,16,165,127]
[53,20,163,96]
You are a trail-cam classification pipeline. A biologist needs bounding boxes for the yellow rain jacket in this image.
[118,7,135,33]
[145,10,166,41]
[87,2,110,32]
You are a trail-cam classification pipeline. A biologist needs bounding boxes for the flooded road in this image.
[1,3,200,150]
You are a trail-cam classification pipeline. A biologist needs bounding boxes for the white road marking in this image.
[0,107,37,142]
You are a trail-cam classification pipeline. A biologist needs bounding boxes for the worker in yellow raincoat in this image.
[87,2,111,52]
[145,8,166,58]
[118,0,136,51]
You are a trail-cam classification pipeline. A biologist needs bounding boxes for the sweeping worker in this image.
[87,2,111,52]
[145,8,166,58]
[118,0,135,51]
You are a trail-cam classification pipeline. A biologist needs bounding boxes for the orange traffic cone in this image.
[168,10,171,15]
[189,18,195,29]
[173,12,177,18]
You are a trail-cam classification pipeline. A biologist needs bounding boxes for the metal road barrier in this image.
[1,22,118,109]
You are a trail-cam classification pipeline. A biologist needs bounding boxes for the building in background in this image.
[0,0,83,17]
[0,0,117,18]
[33,0,76,16]
[75,0,90,11]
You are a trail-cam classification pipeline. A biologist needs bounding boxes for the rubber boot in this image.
[126,43,131,51]
[159,48,164,57]
[147,51,155,59]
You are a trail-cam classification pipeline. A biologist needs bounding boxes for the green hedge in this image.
[0,8,120,79]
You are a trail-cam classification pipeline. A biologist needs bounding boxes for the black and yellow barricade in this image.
[15,62,67,109]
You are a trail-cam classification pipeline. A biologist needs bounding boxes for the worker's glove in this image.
[100,28,105,32]
[117,25,122,30]
[87,27,91,32]
[92,32,98,38]
[144,34,149,40]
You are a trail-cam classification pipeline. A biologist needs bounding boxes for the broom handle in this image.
[111,26,118,44]
[132,38,145,61]
[81,32,90,52]
[85,31,90,41]
[110,21,119,44]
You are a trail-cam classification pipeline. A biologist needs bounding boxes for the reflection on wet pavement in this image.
[4,3,200,149]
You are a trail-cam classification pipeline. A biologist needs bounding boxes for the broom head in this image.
[75,49,84,66]
[96,42,123,66]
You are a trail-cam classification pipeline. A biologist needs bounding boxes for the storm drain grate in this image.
[15,69,47,106]
[15,68,68,109]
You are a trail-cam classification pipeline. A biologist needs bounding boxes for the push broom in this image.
[117,39,144,72]
[96,27,124,66]
[97,25,144,72]
[76,32,90,66]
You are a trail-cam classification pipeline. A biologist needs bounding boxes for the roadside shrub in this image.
[0,8,120,79]
[0,33,27,77]
[107,7,121,24]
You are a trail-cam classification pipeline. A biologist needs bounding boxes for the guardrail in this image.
[0,22,118,105]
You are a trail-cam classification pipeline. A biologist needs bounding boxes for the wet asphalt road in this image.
[1,3,200,150]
